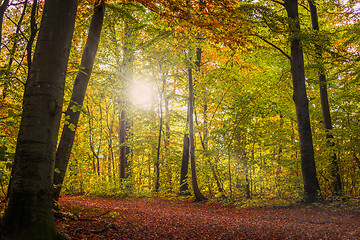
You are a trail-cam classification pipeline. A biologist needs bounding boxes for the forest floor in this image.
[54,195,360,240]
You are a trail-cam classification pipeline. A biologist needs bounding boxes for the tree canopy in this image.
[1,1,360,237]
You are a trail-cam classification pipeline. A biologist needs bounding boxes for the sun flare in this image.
[131,81,153,107]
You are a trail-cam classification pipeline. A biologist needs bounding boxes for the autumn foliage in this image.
[1,0,360,238]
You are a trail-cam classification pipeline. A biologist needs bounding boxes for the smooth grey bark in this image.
[308,0,342,196]
[53,1,105,202]
[1,0,78,239]
[284,0,321,203]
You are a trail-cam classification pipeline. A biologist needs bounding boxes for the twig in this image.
[73,223,118,236]
[54,210,111,221]
[93,210,111,218]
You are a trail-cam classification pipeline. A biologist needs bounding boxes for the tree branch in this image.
[270,0,284,6]
[299,2,310,12]
[255,35,291,60]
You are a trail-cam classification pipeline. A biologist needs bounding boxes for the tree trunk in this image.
[118,21,135,179]
[308,0,342,196]
[155,116,162,192]
[119,110,127,179]
[228,149,232,198]
[88,104,101,176]
[180,98,191,195]
[195,46,226,198]
[180,133,190,195]
[1,0,78,239]
[105,104,115,181]
[284,0,321,203]
[53,1,105,202]
[188,67,207,201]
[245,167,251,199]
[0,0,10,55]
[155,77,166,192]
[165,96,170,149]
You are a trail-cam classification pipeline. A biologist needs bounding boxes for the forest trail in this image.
[56,195,360,239]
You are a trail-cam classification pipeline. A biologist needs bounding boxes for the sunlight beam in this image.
[131,81,153,108]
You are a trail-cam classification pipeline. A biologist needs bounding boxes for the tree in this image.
[180,132,190,194]
[1,0,78,239]
[0,0,9,54]
[188,62,207,201]
[284,0,321,203]
[308,0,342,196]
[119,13,136,180]
[155,76,166,192]
[53,0,106,202]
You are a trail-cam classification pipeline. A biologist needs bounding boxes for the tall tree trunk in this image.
[165,96,170,149]
[119,109,127,178]
[228,148,232,198]
[163,95,173,191]
[53,1,105,202]
[188,67,207,201]
[155,78,165,192]
[284,0,321,203]
[195,46,226,197]
[88,104,101,176]
[155,114,162,192]
[245,165,251,199]
[119,21,135,180]
[308,0,342,196]
[180,132,190,195]
[0,0,10,55]
[1,0,78,239]
[105,104,115,181]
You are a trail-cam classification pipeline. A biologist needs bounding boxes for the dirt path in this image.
[56,196,360,239]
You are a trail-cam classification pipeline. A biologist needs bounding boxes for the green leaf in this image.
[70,103,82,113]
[68,123,76,131]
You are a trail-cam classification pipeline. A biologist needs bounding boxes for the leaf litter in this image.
[55,195,360,239]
